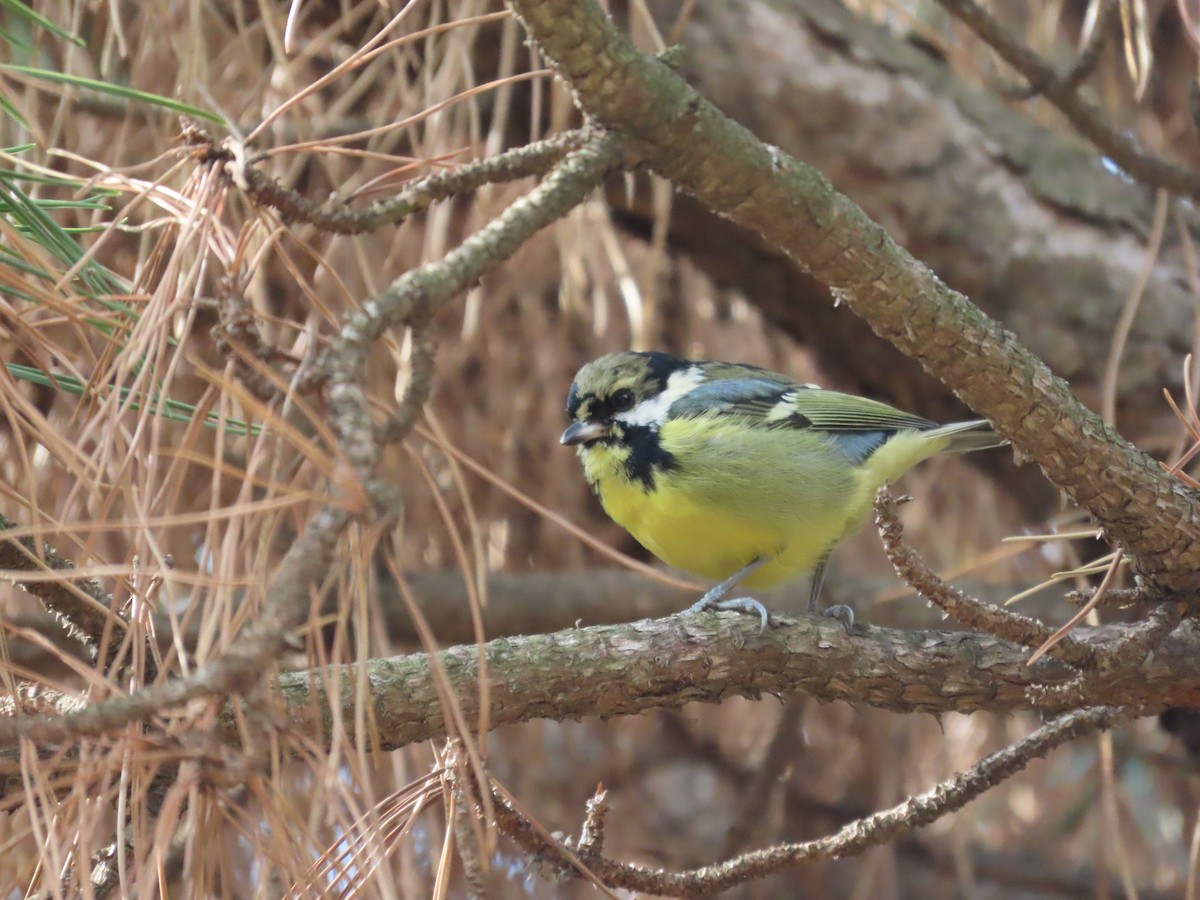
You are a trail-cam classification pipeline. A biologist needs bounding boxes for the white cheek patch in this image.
[617,365,707,428]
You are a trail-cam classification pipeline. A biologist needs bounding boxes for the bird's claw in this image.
[821,603,855,629]
[685,595,770,632]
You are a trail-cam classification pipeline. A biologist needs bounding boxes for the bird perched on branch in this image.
[561,351,1004,628]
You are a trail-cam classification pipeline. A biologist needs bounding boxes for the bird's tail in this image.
[926,419,1007,455]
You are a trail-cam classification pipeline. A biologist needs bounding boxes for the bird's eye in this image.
[611,388,636,412]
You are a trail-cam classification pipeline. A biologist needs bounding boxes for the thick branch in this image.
[505,0,1200,596]
[265,614,1200,752]
[2,571,1125,684]
[628,0,1192,453]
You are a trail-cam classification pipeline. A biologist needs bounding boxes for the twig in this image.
[1064,586,1143,608]
[211,273,305,404]
[448,762,489,899]
[576,785,610,856]
[655,707,1173,897]
[231,128,591,233]
[999,0,1117,100]
[0,514,113,654]
[873,488,1093,667]
[377,320,437,444]
[936,0,1200,197]
[490,706,1129,897]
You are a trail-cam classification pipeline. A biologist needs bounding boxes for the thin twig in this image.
[1000,0,1117,99]
[232,128,592,234]
[211,273,305,404]
[377,321,437,445]
[576,785,610,856]
[490,706,1129,897]
[1064,586,1144,608]
[449,763,489,899]
[936,0,1200,197]
[873,488,1094,667]
[0,515,113,654]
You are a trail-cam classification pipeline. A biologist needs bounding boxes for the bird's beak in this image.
[560,420,609,446]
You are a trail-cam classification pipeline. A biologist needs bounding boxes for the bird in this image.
[560,351,1004,628]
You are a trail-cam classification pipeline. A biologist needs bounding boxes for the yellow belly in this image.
[578,419,953,590]
[598,475,849,588]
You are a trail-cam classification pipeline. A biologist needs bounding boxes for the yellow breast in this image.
[597,474,844,587]
[578,422,858,588]
[578,419,953,590]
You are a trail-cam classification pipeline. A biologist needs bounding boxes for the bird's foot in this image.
[685,595,770,632]
[821,604,855,628]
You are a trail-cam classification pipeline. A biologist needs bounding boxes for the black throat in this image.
[618,422,678,491]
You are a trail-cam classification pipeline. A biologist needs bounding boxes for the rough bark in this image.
[616,0,1194,450]
[4,571,1097,676]
[266,613,1200,753]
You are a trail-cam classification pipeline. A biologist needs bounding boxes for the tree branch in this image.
[629,0,1193,457]
[3,571,1125,684]
[488,705,1128,896]
[264,614,1198,753]
[873,488,1095,666]
[234,128,590,233]
[0,514,113,654]
[935,0,1200,197]
[0,503,349,750]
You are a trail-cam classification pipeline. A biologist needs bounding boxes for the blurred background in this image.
[0,0,1197,896]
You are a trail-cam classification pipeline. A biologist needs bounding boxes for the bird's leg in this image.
[806,557,827,612]
[808,556,854,627]
[685,557,771,630]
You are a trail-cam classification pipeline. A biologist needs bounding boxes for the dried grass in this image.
[0,1,1191,897]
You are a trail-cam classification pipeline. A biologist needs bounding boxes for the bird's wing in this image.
[669,378,935,434]
[666,377,795,421]
[781,387,937,432]
[668,378,939,466]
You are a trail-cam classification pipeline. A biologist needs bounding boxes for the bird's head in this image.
[561,351,693,449]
